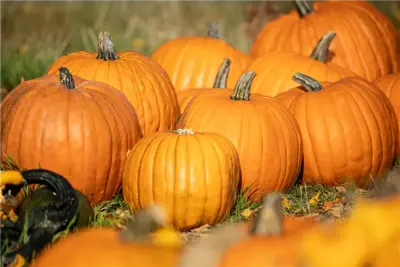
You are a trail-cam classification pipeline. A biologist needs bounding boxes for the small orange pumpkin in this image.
[275,73,399,187]
[122,128,241,231]
[1,68,143,205]
[176,72,303,201]
[150,23,251,92]
[47,31,179,137]
[373,73,400,155]
[249,0,400,81]
[247,31,357,97]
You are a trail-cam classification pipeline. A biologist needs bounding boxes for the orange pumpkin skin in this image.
[275,75,399,186]
[122,129,241,231]
[47,32,179,137]
[176,74,303,201]
[374,73,400,155]
[248,51,357,97]
[249,1,400,81]
[31,228,182,267]
[150,37,251,92]
[1,71,143,205]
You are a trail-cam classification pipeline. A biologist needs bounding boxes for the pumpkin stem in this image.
[250,192,283,236]
[230,71,257,101]
[292,72,323,92]
[310,31,336,63]
[207,22,221,38]
[96,31,119,61]
[119,204,168,243]
[175,128,195,135]
[59,67,75,90]
[213,58,231,88]
[294,0,314,18]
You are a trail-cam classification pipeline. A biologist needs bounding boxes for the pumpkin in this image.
[247,31,357,97]
[31,205,183,267]
[122,128,241,231]
[150,23,251,92]
[373,73,400,155]
[178,193,317,267]
[47,31,179,137]
[176,72,303,201]
[177,57,231,113]
[18,187,94,228]
[249,0,400,81]
[275,73,399,187]
[1,67,142,205]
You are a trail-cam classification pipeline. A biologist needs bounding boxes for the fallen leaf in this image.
[190,224,210,233]
[335,186,347,193]
[309,192,321,205]
[329,203,344,218]
[241,208,254,219]
[282,196,291,209]
[323,198,343,212]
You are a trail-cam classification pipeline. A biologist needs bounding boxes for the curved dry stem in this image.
[207,22,221,38]
[59,67,75,90]
[295,0,315,18]
[119,204,168,243]
[292,72,323,92]
[250,192,283,236]
[96,31,119,61]
[213,58,231,88]
[310,31,336,63]
[230,71,257,101]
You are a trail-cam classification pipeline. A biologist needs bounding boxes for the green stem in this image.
[310,31,336,63]
[250,192,283,236]
[59,67,75,90]
[294,0,314,18]
[213,58,231,88]
[96,31,119,61]
[207,22,220,38]
[292,72,323,92]
[230,71,257,101]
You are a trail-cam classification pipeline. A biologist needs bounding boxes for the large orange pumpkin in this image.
[250,0,400,81]
[373,73,400,155]
[176,72,303,201]
[1,67,143,205]
[150,23,251,92]
[177,57,231,113]
[275,73,399,187]
[248,31,357,97]
[122,128,241,231]
[47,31,179,137]
[32,205,183,267]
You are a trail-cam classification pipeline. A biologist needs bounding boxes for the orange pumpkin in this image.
[248,31,357,97]
[177,57,231,113]
[249,0,400,81]
[374,73,400,155]
[47,31,179,137]
[176,72,303,201]
[122,128,241,231]
[179,193,317,267]
[32,205,183,267]
[275,73,399,187]
[1,67,142,205]
[150,23,251,92]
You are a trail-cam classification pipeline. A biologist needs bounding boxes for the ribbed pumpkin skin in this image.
[248,52,357,97]
[175,89,303,201]
[47,51,180,137]
[150,37,251,92]
[1,74,143,205]
[374,73,400,156]
[249,1,400,81]
[275,77,399,186]
[122,130,241,231]
[177,88,233,113]
[31,228,182,267]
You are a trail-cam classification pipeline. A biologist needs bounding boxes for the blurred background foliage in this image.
[1,1,399,92]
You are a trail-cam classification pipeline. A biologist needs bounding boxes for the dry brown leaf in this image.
[335,186,347,193]
[309,192,321,205]
[190,224,210,233]
[323,197,344,212]
[329,203,344,218]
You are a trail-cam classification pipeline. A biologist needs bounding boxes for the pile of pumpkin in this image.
[1,0,400,265]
